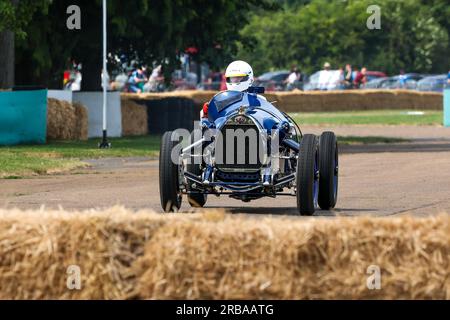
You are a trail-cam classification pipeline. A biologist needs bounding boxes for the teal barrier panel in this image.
[0,90,47,145]
[444,89,450,127]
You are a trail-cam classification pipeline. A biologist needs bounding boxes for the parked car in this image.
[362,77,389,89]
[253,71,290,91]
[417,75,447,92]
[380,73,425,90]
[365,71,387,82]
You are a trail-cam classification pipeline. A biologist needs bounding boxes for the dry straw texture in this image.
[122,91,217,106]
[73,102,88,140]
[0,207,448,300]
[47,99,88,140]
[264,90,442,112]
[122,90,443,112]
[121,99,149,136]
[0,207,191,299]
[137,213,449,300]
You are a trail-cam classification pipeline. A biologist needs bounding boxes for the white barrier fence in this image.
[48,90,122,138]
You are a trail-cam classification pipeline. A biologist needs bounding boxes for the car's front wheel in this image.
[296,134,319,216]
[318,131,339,210]
[159,131,182,212]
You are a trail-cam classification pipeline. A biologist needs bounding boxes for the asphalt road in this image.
[1,139,450,217]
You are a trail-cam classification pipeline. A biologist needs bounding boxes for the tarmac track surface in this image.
[1,125,450,217]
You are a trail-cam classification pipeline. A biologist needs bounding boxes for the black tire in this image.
[159,131,182,212]
[296,134,319,216]
[186,131,207,208]
[318,131,339,210]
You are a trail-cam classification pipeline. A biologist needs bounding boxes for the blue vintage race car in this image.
[159,87,338,215]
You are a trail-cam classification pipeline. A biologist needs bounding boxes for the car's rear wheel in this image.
[186,131,207,208]
[159,131,182,212]
[318,131,339,210]
[296,134,319,215]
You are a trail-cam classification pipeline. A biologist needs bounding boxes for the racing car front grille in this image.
[215,123,263,172]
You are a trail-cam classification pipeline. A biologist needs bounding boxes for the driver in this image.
[202,60,263,118]
[224,60,254,92]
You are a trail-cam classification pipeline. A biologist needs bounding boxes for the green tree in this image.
[0,0,49,88]
[14,0,276,90]
[237,0,449,76]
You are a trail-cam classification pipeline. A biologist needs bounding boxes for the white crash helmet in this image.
[225,60,254,91]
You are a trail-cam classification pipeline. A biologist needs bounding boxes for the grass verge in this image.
[0,136,160,178]
[290,110,442,126]
[0,134,407,178]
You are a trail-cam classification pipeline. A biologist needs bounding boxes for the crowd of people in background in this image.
[105,65,167,93]
[204,69,227,91]
[258,62,382,91]
[285,66,304,91]
[64,58,450,93]
[126,65,165,93]
[318,62,370,90]
[123,63,450,93]
[304,63,450,92]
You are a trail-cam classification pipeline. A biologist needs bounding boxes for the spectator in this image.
[447,70,450,87]
[206,68,224,90]
[63,61,82,91]
[285,66,300,91]
[111,72,129,92]
[337,67,345,89]
[398,70,407,88]
[144,65,164,92]
[343,64,354,89]
[128,66,148,93]
[353,67,367,88]
[318,62,332,90]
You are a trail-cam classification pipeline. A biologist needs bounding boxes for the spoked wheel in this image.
[159,131,182,212]
[186,131,207,208]
[296,134,319,216]
[318,131,339,210]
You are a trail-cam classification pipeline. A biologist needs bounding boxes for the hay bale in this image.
[0,207,196,300]
[136,214,449,300]
[47,98,88,140]
[121,99,148,136]
[277,91,323,112]
[122,90,443,112]
[417,92,444,110]
[47,98,76,140]
[362,90,398,110]
[0,207,447,300]
[388,90,442,110]
[122,95,200,134]
[73,102,88,141]
[275,90,437,112]
[188,91,218,105]
[121,91,217,106]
